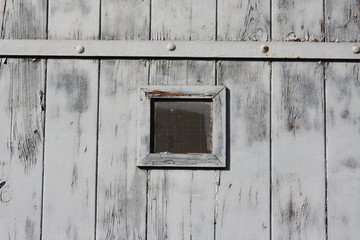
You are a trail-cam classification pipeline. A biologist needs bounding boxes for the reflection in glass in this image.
[151,99,213,154]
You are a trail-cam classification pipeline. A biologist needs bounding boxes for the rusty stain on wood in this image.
[147,91,202,97]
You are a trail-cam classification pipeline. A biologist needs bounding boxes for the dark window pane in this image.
[151,99,212,154]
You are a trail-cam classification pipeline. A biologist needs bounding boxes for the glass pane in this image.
[151,99,213,154]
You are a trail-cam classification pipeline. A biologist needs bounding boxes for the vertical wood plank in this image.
[272,2,326,239]
[151,0,215,41]
[0,0,47,39]
[326,63,360,240]
[101,0,150,40]
[148,60,216,240]
[97,1,150,239]
[48,0,99,39]
[272,62,326,240]
[148,1,216,239]
[217,0,270,41]
[97,60,149,240]
[325,0,359,42]
[0,0,46,239]
[273,0,324,41]
[0,59,45,240]
[216,61,270,239]
[326,2,360,239]
[43,60,98,240]
[216,1,270,239]
[43,1,99,239]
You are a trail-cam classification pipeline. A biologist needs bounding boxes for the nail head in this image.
[167,43,176,51]
[261,45,269,53]
[352,46,360,54]
[75,45,85,54]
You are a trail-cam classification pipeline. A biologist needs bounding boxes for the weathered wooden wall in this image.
[0,0,359,240]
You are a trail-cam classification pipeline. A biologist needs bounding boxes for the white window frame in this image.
[137,85,226,168]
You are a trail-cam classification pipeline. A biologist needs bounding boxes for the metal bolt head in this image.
[75,45,85,54]
[261,45,269,53]
[352,46,360,54]
[166,43,176,51]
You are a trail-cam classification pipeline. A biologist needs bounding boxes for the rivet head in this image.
[166,43,176,51]
[352,46,360,54]
[261,45,269,53]
[75,45,85,54]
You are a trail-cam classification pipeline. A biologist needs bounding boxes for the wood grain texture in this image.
[148,60,216,240]
[216,2,271,239]
[148,1,216,239]
[101,0,150,40]
[151,0,215,41]
[272,3,326,239]
[0,0,47,39]
[0,0,46,239]
[43,60,98,240]
[0,59,45,240]
[326,3,359,239]
[48,0,99,39]
[97,1,150,239]
[325,0,360,42]
[272,62,326,240]
[326,63,360,239]
[137,85,226,167]
[217,0,270,41]
[272,0,324,41]
[216,61,270,239]
[96,60,148,240]
[44,1,99,239]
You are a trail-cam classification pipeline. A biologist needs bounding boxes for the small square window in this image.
[137,85,226,168]
[151,99,213,154]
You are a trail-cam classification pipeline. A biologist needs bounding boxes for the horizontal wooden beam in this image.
[0,40,359,60]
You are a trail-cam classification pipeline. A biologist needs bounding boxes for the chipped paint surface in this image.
[327,63,360,239]
[0,59,44,240]
[1,0,360,240]
[272,62,326,240]
[218,0,270,41]
[97,60,148,240]
[216,61,270,239]
[43,60,98,240]
[148,1,216,238]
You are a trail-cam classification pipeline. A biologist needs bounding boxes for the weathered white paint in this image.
[137,85,226,167]
[0,0,47,39]
[326,0,360,42]
[326,2,360,239]
[0,0,46,239]
[48,0,99,40]
[272,2,326,239]
[147,1,217,239]
[326,62,360,239]
[272,62,326,240]
[96,1,149,239]
[0,59,45,240]
[215,1,271,238]
[216,61,271,239]
[1,40,360,60]
[97,60,148,240]
[43,1,99,240]
[217,0,270,41]
[147,60,217,239]
[43,60,98,240]
[1,0,360,239]
[101,0,150,40]
[272,0,324,42]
